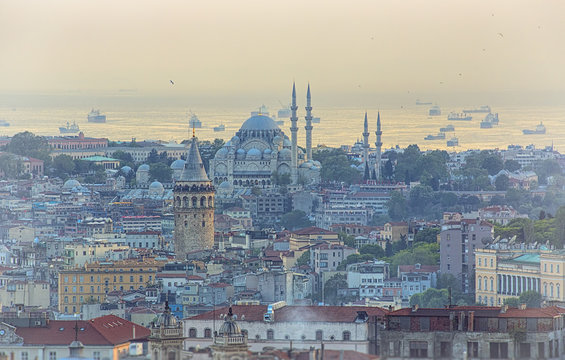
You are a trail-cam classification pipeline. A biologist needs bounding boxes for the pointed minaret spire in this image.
[290,82,299,183]
[304,83,313,161]
[375,112,383,181]
[362,112,370,166]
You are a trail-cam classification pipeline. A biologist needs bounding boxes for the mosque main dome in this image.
[240,115,280,131]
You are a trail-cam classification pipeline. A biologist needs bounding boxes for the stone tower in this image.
[290,82,299,183]
[375,112,383,180]
[304,83,313,161]
[173,134,215,260]
[362,111,369,164]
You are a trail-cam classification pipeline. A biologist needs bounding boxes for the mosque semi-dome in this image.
[246,148,262,160]
[63,179,81,190]
[138,164,150,171]
[121,165,133,174]
[240,115,280,131]
[149,181,164,191]
[236,148,246,159]
[218,181,232,189]
[278,148,292,160]
[170,159,186,170]
[215,147,229,159]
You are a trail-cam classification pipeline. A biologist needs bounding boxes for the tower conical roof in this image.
[179,137,209,182]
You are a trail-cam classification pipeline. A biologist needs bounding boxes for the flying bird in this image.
[170,80,175,85]
[498,32,504,38]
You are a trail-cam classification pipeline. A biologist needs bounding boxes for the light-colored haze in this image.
[1,0,564,106]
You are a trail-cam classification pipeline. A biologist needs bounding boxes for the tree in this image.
[52,154,75,178]
[519,291,542,308]
[388,243,439,277]
[313,148,361,184]
[359,244,384,259]
[410,288,449,308]
[504,159,521,172]
[280,210,313,231]
[149,163,172,182]
[481,153,504,175]
[495,174,510,191]
[6,131,51,162]
[387,191,408,221]
[0,153,22,179]
[147,149,160,164]
[296,250,311,267]
[323,273,348,305]
[338,232,356,248]
[409,185,434,214]
[414,228,440,244]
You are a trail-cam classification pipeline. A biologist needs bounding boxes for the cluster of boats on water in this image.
[420,101,548,147]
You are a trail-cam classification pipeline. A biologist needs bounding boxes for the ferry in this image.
[439,124,455,132]
[429,106,441,116]
[462,105,491,113]
[59,121,80,134]
[416,99,433,105]
[447,112,472,121]
[447,137,459,147]
[480,113,499,129]
[277,102,291,118]
[0,120,10,127]
[424,133,446,140]
[251,104,269,117]
[87,109,106,123]
[522,122,546,135]
[189,112,202,128]
[213,124,225,132]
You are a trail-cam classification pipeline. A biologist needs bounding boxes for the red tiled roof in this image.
[189,305,387,323]
[499,306,565,318]
[292,226,338,236]
[16,315,149,346]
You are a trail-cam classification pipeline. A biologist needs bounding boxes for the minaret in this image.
[290,82,299,183]
[362,112,369,164]
[375,112,383,180]
[304,83,313,161]
[173,130,215,260]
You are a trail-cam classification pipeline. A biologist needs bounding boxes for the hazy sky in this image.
[1,0,564,106]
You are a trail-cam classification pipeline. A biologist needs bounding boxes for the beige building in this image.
[58,259,165,314]
[475,248,565,306]
[62,241,130,269]
[382,222,408,243]
[0,280,50,308]
[289,226,339,250]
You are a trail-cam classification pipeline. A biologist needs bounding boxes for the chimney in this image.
[519,303,527,310]
[132,325,136,339]
[468,311,475,331]
[500,305,508,314]
[411,304,419,312]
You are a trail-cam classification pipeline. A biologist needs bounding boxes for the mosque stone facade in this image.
[209,85,320,193]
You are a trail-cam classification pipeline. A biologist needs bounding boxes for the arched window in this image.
[484,278,488,291]
[316,330,323,341]
[200,197,206,207]
[478,276,482,290]
[342,331,351,341]
[558,284,561,299]
[168,352,175,360]
[182,196,188,207]
[208,196,213,207]
[267,329,274,340]
[490,277,494,291]
[490,258,493,267]
[191,197,197,207]
[551,283,554,298]
[204,328,212,338]
[544,283,548,296]
[189,328,197,338]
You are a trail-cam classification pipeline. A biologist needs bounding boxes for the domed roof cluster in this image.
[218,307,241,336]
[121,166,133,174]
[155,302,178,328]
[170,159,186,170]
[138,164,150,171]
[149,181,164,195]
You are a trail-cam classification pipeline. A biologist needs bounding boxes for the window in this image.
[490,258,494,267]
[267,329,274,340]
[490,277,494,291]
[551,264,554,273]
[409,341,428,358]
[316,330,323,341]
[93,352,100,360]
[189,328,197,337]
[519,343,531,359]
[478,258,482,266]
[478,276,482,290]
[467,342,479,358]
[342,331,351,341]
[49,352,56,360]
[204,328,212,338]
[484,278,488,291]
[538,343,545,359]
[490,342,508,359]
[21,353,28,360]
[440,342,452,358]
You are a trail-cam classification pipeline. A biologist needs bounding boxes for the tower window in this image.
[202,221,205,227]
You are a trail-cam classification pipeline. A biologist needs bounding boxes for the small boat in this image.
[447,137,459,147]
[522,122,546,135]
[429,106,441,116]
[424,133,446,140]
[59,121,80,134]
[87,109,106,123]
[416,99,433,105]
[447,112,472,121]
[213,124,225,132]
[462,105,491,113]
[189,112,202,128]
[439,124,455,132]
[312,117,321,123]
[0,120,10,127]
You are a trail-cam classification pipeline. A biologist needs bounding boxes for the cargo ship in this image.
[447,112,472,121]
[87,109,106,123]
[462,105,491,113]
[522,122,546,135]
